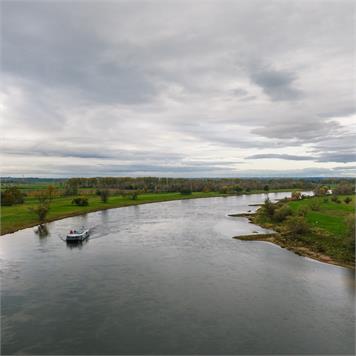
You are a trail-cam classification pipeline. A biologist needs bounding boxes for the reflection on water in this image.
[34,224,49,238]
[66,239,89,250]
[1,192,354,355]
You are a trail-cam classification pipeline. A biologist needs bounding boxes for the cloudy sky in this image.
[1,0,355,177]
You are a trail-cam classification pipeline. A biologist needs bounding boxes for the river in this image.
[1,192,354,354]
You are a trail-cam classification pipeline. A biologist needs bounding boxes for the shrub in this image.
[1,187,25,206]
[344,197,352,204]
[273,205,293,222]
[72,197,89,206]
[285,216,310,237]
[291,191,301,200]
[121,190,140,200]
[180,188,192,195]
[1,190,15,206]
[233,185,243,193]
[331,195,341,204]
[297,206,309,217]
[263,198,275,218]
[310,200,321,211]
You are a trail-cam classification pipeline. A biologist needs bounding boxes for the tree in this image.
[1,186,25,206]
[64,181,78,196]
[291,191,301,200]
[100,189,109,203]
[334,182,354,195]
[263,198,275,218]
[47,185,57,201]
[314,185,328,196]
[29,192,51,224]
[1,190,15,206]
[263,185,269,192]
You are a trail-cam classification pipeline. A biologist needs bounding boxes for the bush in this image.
[331,195,341,204]
[344,197,352,204]
[310,200,321,211]
[120,190,140,200]
[180,188,192,195]
[291,191,301,200]
[72,197,89,206]
[297,205,309,217]
[285,216,310,237]
[263,198,275,218]
[1,190,15,206]
[1,187,25,206]
[273,205,293,222]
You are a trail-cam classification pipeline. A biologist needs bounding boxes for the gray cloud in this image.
[246,154,313,161]
[0,0,354,177]
[250,68,302,101]
[247,152,356,164]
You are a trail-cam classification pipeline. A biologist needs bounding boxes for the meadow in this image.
[1,191,225,235]
[250,194,355,267]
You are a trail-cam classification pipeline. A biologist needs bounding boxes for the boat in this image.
[66,228,90,242]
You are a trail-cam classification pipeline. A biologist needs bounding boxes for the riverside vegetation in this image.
[1,178,354,247]
[236,184,355,268]
[1,176,319,235]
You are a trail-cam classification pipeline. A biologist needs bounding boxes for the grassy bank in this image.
[235,195,355,268]
[1,192,227,235]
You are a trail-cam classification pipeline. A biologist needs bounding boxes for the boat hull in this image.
[66,230,89,242]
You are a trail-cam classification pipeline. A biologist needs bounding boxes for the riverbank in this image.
[234,233,353,269]
[1,190,291,236]
[233,195,355,269]
[0,192,219,235]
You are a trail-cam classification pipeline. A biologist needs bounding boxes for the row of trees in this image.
[62,177,318,195]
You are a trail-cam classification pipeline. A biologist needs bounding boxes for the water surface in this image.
[1,192,354,354]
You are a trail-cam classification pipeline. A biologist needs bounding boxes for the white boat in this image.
[66,228,89,242]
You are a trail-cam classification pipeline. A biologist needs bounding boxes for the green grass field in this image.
[288,195,354,237]
[0,192,225,235]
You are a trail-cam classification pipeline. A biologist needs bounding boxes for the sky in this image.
[1,0,355,178]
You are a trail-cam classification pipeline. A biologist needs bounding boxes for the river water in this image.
[1,192,354,354]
